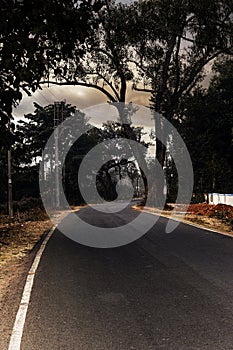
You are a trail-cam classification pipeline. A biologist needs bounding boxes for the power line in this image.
[36,90,51,104]
[44,87,60,101]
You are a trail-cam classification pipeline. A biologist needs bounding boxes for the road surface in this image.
[15,204,233,349]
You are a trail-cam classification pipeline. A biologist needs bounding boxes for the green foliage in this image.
[64,126,104,204]
[11,103,149,205]
[48,0,135,104]
[127,0,232,169]
[3,103,87,204]
[0,0,99,147]
[179,58,233,195]
[15,102,79,163]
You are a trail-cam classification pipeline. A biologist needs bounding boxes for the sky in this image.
[13,84,151,120]
[13,73,211,122]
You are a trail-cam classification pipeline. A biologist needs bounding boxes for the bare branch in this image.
[132,85,153,93]
[95,72,120,101]
[40,80,117,102]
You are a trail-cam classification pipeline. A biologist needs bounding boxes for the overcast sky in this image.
[13,73,211,121]
[13,84,151,120]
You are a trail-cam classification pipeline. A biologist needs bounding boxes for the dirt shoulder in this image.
[0,208,52,349]
[135,203,233,237]
[0,208,52,299]
[0,205,86,301]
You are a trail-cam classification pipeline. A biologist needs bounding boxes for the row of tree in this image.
[0,103,149,206]
[0,57,232,207]
[0,0,232,209]
[180,59,233,197]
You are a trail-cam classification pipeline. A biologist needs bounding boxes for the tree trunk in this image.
[153,113,167,208]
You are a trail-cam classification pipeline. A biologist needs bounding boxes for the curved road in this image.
[13,204,233,349]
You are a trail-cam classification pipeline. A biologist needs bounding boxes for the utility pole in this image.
[8,150,13,218]
[54,100,65,208]
[54,102,60,208]
[7,123,13,218]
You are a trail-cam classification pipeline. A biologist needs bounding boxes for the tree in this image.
[14,103,151,204]
[95,121,150,200]
[179,58,233,196]
[16,103,78,164]
[0,150,7,205]
[129,0,233,167]
[96,159,140,201]
[44,0,134,103]
[64,126,104,205]
[42,0,148,177]
[45,0,232,205]
[0,0,98,212]
[12,102,87,203]
[42,1,151,187]
[66,121,150,203]
[0,0,99,148]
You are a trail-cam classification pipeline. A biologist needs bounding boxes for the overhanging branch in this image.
[40,80,117,102]
[132,86,152,93]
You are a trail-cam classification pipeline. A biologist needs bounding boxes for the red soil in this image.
[187,203,233,219]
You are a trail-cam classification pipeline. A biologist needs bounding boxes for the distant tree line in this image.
[0,103,148,207]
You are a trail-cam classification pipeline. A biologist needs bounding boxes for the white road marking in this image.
[8,227,55,350]
[140,208,233,238]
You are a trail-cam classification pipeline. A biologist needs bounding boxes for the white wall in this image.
[208,193,233,206]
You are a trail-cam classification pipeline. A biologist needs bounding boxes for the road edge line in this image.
[139,208,233,238]
[7,226,55,350]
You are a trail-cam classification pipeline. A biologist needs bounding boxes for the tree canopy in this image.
[127,0,233,165]
[0,0,232,211]
[0,0,101,148]
[179,58,233,196]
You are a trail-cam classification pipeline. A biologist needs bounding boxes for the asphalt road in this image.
[19,204,233,350]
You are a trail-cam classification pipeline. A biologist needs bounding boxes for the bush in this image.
[191,193,206,204]
[13,197,44,212]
